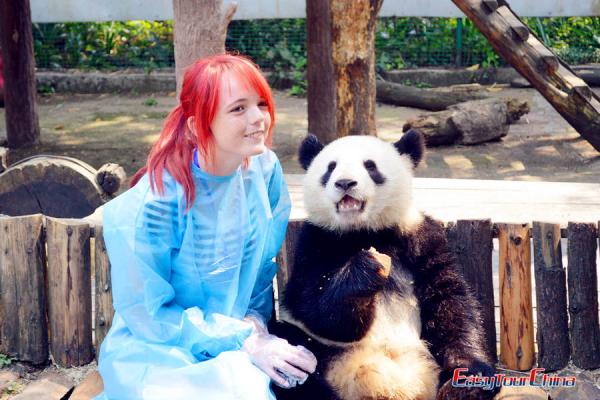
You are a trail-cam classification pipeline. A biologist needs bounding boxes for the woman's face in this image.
[208,71,271,172]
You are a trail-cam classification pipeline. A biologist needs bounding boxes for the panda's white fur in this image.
[325,290,440,400]
[297,135,440,400]
[303,135,423,233]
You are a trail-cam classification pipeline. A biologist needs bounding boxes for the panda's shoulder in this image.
[409,214,449,256]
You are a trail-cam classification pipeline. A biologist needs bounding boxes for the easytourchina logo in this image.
[452,367,577,391]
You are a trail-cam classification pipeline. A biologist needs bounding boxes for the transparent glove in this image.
[242,315,317,388]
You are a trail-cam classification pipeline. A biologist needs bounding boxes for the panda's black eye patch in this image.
[364,160,377,170]
[321,161,337,186]
[364,159,386,185]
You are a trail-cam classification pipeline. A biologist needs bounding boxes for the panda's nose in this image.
[335,179,357,192]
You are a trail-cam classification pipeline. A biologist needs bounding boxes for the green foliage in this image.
[33,21,174,71]
[0,353,15,368]
[143,97,158,107]
[32,16,600,81]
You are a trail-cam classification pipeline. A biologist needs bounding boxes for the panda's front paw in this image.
[465,360,495,379]
[346,249,389,293]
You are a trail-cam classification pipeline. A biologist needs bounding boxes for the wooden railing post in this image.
[46,217,93,367]
[93,225,113,357]
[532,222,569,371]
[567,222,600,369]
[498,223,535,370]
[0,215,48,364]
[447,219,496,362]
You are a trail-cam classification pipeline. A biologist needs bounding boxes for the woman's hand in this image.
[242,315,317,388]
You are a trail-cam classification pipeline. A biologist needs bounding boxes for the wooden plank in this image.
[0,215,48,364]
[567,222,600,369]
[498,223,535,370]
[532,222,569,371]
[93,225,113,357]
[285,175,600,227]
[11,379,71,400]
[46,217,93,367]
[70,371,103,400]
[447,219,496,362]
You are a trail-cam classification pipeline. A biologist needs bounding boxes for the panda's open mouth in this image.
[336,195,365,214]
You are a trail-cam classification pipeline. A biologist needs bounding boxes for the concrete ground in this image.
[0,87,599,185]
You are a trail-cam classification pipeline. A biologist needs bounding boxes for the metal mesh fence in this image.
[31,17,600,72]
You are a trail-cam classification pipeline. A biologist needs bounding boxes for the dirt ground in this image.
[1,87,600,185]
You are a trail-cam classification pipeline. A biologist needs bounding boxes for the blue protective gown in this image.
[95,149,291,400]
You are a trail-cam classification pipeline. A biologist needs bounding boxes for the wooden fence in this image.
[1,215,599,373]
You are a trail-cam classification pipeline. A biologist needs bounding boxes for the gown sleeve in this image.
[246,156,292,323]
[103,176,253,360]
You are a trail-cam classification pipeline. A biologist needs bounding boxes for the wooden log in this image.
[376,80,489,111]
[95,163,126,196]
[46,217,93,367]
[307,0,383,143]
[451,0,600,152]
[0,215,48,364]
[498,223,535,371]
[0,0,40,148]
[0,155,107,218]
[403,98,528,146]
[567,222,600,369]
[172,0,237,96]
[572,65,600,87]
[532,222,569,371]
[93,226,113,357]
[447,219,497,362]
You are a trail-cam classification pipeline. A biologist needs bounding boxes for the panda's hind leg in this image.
[326,345,440,400]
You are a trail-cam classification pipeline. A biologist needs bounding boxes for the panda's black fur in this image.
[270,130,497,400]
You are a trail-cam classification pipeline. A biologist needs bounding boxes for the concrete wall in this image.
[31,0,600,23]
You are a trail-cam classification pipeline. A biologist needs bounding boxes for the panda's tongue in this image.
[339,195,362,212]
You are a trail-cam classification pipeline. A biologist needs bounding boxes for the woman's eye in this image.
[258,101,268,108]
[230,105,245,113]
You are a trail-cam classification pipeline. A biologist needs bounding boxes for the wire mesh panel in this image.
[30,17,600,72]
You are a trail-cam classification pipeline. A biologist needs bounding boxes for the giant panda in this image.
[270,130,498,400]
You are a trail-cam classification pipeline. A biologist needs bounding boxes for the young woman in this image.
[96,54,316,400]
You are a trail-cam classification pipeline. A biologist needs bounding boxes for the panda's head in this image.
[299,130,425,232]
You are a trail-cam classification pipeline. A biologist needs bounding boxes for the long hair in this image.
[130,54,275,209]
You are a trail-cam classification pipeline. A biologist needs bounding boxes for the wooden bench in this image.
[1,176,599,398]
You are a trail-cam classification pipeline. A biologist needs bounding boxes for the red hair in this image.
[130,54,275,209]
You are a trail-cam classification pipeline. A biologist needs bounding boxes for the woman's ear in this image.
[187,116,196,134]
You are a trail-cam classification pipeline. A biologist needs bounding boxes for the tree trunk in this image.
[451,0,600,152]
[172,0,237,96]
[0,0,40,148]
[307,0,383,143]
[376,81,490,111]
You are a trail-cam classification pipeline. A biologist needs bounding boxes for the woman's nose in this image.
[248,105,264,125]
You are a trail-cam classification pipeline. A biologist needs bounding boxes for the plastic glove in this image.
[242,315,317,389]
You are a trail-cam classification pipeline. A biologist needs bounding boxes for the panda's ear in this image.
[394,129,425,168]
[298,134,324,170]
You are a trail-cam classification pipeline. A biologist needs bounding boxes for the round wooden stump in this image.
[0,155,124,218]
